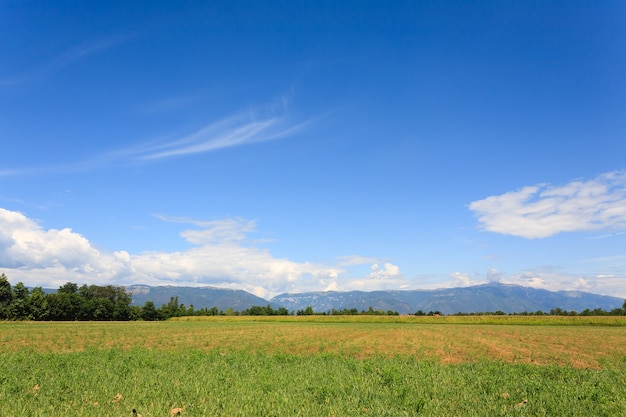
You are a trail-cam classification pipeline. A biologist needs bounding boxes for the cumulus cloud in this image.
[450,271,471,287]
[0,208,347,298]
[504,267,598,293]
[324,262,407,292]
[4,206,623,298]
[469,171,626,238]
[448,269,501,288]
[444,266,626,298]
[0,208,101,269]
[368,263,401,280]
[486,267,503,283]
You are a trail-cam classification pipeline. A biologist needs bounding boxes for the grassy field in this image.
[1,317,625,416]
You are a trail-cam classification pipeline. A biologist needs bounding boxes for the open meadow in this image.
[1,316,626,416]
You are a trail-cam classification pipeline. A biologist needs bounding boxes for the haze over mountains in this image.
[127,283,624,315]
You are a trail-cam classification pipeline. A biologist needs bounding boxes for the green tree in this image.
[129,305,142,320]
[164,296,182,318]
[58,282,79,295]
[141,301,158,321]
[47,292,82,320]
[81,297,114,320]
[550,307,565,316]
[111,286,132,320]
[27,287,50,320]
[73,284,132,320]
[297,306,314,315]
[9,282,30,319]
[0,273,12,319]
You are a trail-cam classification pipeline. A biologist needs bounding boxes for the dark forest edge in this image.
[1,274,625,321]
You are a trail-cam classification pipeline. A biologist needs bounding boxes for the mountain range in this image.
[126,283,624,315]
[126,285,274,312]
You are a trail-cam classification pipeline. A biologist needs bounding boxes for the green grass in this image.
[1,349,625,416]
[1,318,626,416]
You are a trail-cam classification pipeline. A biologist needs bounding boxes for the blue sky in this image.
[1,1,625,299]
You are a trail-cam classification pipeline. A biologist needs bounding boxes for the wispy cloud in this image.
[118,97,316,162]
[469,171,626,238]
[154,214,257,245]
[49,36,128,70]
[0,169,25,177]
[1,35,129,86]
[336,255,382,267]
[582,254,626,265]
[588,231,626,240]
[0,100,316,177]
[133,111,313,160]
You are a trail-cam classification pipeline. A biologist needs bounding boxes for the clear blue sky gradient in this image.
[1,1,625,298]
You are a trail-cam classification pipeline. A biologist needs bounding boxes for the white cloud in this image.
[134,107,313,161]
[3,207,623,298]
[486,267,503,283]
[368,263,401,279]
[447,269,501,288]
[0,208,101,269]
[336,255,382,267]
[325,262,407,292]
[469,171,626,238]
[450,271,471,286]
[155,215,256,245]
[137,116,277,159]
[0,98,316,178]
[0,208,412,297]
[0,208,345,299]
[505,267,599,294]
[444,266,626,298]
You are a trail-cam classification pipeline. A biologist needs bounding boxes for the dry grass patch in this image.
[1,318,625,368]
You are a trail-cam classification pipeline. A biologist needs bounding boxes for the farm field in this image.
[1,317,626,416]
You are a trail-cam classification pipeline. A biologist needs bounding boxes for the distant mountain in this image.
[270,283,624,315]
[126,285,277,311]
[123,283,623,315]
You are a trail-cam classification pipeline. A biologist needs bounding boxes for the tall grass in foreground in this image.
[1,349,625,417]
[1,319,626,416]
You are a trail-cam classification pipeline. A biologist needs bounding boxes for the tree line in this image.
[1,274,624,320]
[417,304,626,317]
[0,274,223,321]
[0,274,405,320]
[0,275,135,321]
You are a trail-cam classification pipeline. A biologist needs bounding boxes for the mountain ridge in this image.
[126,284,282,312]
[126,283,624,315]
